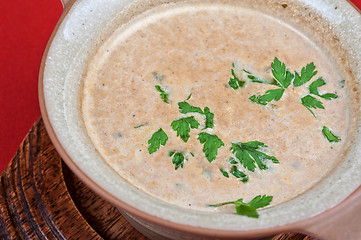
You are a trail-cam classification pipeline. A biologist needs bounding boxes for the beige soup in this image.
[81,3,348,212]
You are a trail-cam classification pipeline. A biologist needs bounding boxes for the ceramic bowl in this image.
[39,0,361,239]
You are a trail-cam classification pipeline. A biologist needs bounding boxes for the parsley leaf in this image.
[230,141,279,172]
[229,157,238,164]
[243,69,270,84]
[155,85,169,104]
[309,78,338,100]
[301,95,324,117]
[171,116,200,142]
[178,101,214,129]
[271,57,293,88]
[178,101,203,114]
[248,57,293,105]
[209,195,273,218]
[169,151,185,169]
[198,132,225,162]
[134,124,147,129]
[148,128,168,154]
[185,93,192,101]
[229,63,245,90]
[322,126,341,143]
[293,62,317,87]
[248,195,274,209]
[235,203,259,218]
[249,95,267,105]
[249,88,285,105]
[203,107,214,129]
[230,166,248,183]
[220,169,229,178]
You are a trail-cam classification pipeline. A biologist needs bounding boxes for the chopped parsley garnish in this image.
[209,195,273,218]
[244,58,339,123]
[322,126,341,143]
[220,169,229,178]
[148,128,168,154]
[271,57,294,89]
[178,101,214,129]
[301,95,324,118]
[229,157,238,164]
[309,78,338,100]
[230,141,279,172]
[221,158,249,183]
[198,132,224,162]
[230,166,248,183]
[155,85,169,104]
[185,93,192,101]
[203,107,214,129]
[293,62,317,87]
[249,57,294,105]
[243,69,269,84]
[134,124,147,129]
[249,88,285,105]
[169,151,185,170]
[178,101,203,114]
[171,116,200,142]
[229,63,245,90]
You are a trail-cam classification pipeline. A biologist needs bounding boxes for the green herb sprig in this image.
[322,126,341,143]
[171,116,200,142]
[198,132,224,162]
[249,57,293,105]
[155,85,170,104]
[230,141,279,172]
[209,195,273,218]
[178,101,214,129]
[229,63,245,90]
[169,151,185,170]
[237,58,341,143]
[148,128,168,154]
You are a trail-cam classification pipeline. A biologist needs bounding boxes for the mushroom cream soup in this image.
[81,3,348,212]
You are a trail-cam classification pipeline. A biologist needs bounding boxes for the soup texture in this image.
[81,3,348,211]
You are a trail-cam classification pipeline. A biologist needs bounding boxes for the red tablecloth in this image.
[0,0,360,173]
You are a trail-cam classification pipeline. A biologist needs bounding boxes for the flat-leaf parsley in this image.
[155,85,169,104]
[171,116,200,142]
[309,78,338,100]
[230,141,279,172]
[198,132,224,162]
[169,151,185,169]
[229,63,245,90]
[209,195,273,218]
[148,128,168,154]
[322,126,341,143]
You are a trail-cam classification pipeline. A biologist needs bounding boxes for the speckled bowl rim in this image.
[38,0,361,238]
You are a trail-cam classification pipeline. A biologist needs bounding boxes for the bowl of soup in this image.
[39,0,361,239]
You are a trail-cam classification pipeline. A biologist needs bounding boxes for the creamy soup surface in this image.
[82,3,349,212]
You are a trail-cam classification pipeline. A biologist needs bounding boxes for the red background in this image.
[0,0,360,173]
